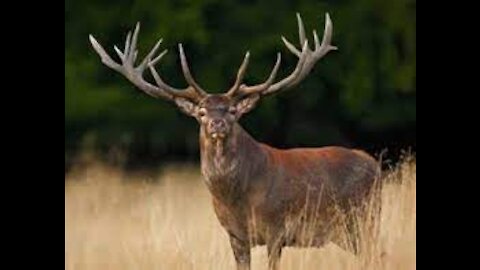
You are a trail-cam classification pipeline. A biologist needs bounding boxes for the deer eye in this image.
[198,108,207,117]
[228,107,237,115]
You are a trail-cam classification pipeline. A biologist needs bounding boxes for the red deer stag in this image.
[90,12,381,270]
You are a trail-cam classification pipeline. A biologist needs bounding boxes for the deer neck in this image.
[199,123,266,201]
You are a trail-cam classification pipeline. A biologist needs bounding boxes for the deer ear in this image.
[174,98,198,117]
[236,94,260,116]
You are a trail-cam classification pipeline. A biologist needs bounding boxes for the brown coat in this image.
[201,123,380,266]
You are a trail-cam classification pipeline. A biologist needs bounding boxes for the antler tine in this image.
[148,54,204,101]
[137,38,163,72]
[226,51,250,96]
[124,31,132,56]
[178,43,208,97]
[262,41,309,95]
[237,52,282,96]
[313,30,320,50]
[297,13,307,48]
[281,36,301,57]
[321,13,338,52]
[128,22,141,63]
[114,45,125,62]
[89,35,122,72]
[281,12,308,57]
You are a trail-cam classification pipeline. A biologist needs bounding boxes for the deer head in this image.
[89,13,337,143]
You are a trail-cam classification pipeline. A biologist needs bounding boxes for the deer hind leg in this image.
[229,235,251,270]
[345,185,383,255]
[335,200,382,256]
[345,211,362,255]
[330,210,362,255]
[368,180,383,244]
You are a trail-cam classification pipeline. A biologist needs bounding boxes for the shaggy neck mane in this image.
[199,123,267,202]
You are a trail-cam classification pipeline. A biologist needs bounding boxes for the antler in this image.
[90,14,335,102]
[89,23,207,102]
[228,13,336,98]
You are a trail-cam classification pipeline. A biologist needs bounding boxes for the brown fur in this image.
[200,122,380,270]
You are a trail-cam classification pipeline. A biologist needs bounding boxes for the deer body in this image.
[90,12,380,270]
[201,123,379,269]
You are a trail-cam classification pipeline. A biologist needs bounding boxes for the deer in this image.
[89,12,381,270]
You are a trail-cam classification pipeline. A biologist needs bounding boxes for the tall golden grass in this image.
[65,158,416,270]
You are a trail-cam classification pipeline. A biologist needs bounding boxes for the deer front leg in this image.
[267,237,283,270]
[229,235,251,270]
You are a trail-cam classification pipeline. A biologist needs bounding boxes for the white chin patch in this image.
[211,133,226,140]
[209,133,226,158]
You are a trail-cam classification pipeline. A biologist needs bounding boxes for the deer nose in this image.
[209,119,226,131]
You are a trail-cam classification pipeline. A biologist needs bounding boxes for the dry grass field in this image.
[65,157,416,270]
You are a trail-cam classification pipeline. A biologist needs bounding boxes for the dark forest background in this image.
[65,0,416,171]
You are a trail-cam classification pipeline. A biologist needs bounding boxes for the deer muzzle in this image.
[208,119,229,139]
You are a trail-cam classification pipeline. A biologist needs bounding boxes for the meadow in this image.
[65,157,416,270]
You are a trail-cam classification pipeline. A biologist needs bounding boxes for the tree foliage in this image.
[65,0,416,167]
